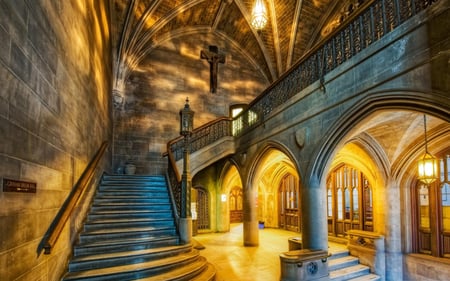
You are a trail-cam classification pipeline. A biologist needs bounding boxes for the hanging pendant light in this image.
[417,114,438,184]
[251,0,268,30]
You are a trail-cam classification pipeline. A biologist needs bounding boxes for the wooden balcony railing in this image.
[40,141,108,254]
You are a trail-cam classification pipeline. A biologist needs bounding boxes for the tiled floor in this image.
[194,224,347,281]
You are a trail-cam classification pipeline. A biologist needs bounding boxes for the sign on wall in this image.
[2,178,37,193]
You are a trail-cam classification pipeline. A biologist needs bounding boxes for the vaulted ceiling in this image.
[111,0,361,85]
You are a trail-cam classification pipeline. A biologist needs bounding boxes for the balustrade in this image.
[234,0,439,136]
[165,0,439,218]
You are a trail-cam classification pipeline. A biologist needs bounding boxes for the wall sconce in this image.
[221,194,227,202]
[417,114,438,184]
[251,0,268,30]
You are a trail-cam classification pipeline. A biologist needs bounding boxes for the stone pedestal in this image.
[280,249,329,281]
[179,217,192,244]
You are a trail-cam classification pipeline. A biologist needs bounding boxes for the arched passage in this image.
[246,145,300,238]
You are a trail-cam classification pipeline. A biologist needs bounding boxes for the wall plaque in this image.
[2,178,36,193]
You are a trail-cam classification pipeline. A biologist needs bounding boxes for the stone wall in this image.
[113,32,268,175]
[0,1,112,280]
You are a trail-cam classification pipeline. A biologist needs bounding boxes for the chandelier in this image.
[251,0,268,30]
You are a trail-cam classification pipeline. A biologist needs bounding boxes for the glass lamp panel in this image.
[419,184,430,228]
[441,183,450,231]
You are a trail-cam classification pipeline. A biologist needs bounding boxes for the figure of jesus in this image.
[200,45,225,93]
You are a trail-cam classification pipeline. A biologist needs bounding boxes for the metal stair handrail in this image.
[40,141,109,255]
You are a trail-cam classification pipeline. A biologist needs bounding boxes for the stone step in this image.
[63,248,202,281]
[88,210,173,220]
[101,174,165,179]
[328,255,360,271]
[79,226,177,244]
[328,249,350,260]
[74,235,180,256]
[98,182,167,191]
[100,177,166,184]
[348,273,381,281]
[83,218,175,232]
[330,264,371,281]
[90,202,172,212]
[138,259,215,281]
[95,191,170,197]
[93,197,170,204]
[65,174,215,280]
[69,244,193,272]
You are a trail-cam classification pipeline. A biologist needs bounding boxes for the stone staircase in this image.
[328,248,380,281]
[62,174,215,281]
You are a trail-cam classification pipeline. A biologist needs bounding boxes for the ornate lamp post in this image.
[179,98,194,243]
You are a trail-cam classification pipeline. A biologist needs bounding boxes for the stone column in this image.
[383,178,403,281]
[243,184,259,246]
[301,175,328,250]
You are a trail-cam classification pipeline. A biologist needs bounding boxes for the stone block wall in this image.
[0,1,112,280]
[113,32,268,175]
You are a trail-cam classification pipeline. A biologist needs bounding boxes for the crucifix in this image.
[200,45,225,93]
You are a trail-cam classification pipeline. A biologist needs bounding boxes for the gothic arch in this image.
[311,91,450,183]
[244,142,301,229]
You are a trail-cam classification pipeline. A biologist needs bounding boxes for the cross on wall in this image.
[200,45,225,93]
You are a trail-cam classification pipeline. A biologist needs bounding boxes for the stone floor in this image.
[194,224,347,281]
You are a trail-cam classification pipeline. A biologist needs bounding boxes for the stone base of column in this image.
[243,220,259,246]
[179,217,192,244]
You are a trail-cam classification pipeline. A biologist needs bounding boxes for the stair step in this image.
[88,210,173,220]
[84,218,174,231]
[190,262,217,281]
[328,249,350,260]
[90,203,171,212]
[93,197,170,204]
[102,175,165,182]
[79,226,176,243]
[65,174,215,280]
[63,249,200,281]
[75,236,180,256]
[137,258,213,281]
[95,191,169,197]
[328,255,360,271]
[69,244,193,272]
[348,273,381,281]
[330,264,371,281]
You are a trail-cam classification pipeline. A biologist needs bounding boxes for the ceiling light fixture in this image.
[417,114,438,185]
[251,0,268,30]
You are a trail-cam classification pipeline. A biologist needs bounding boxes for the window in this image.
[278,174,300,232]
[229,186,243,223]
[414,154,450,257]
[327,164,373,236]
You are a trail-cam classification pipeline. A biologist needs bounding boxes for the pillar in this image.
[243,184,259,246]
[383,178,403,281]
[301,175,328,250]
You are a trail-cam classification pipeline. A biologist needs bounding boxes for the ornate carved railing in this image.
[234,0,439,136]
[40,141,108,254]
[166,117,232,216]
[168,117,233,162]
[165,0,439,216]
